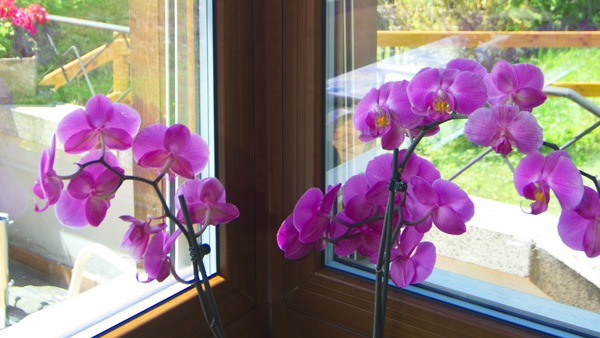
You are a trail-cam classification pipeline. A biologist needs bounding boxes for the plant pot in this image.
[0,56,37,104]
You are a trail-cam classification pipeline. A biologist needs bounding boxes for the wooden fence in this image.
[377,30,600,96]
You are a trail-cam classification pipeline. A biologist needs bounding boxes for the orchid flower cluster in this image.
[0,0,48,36]
[277,58,600,288]
[32,94,239,283]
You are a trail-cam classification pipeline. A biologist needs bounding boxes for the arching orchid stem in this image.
[400,114,460,171]
[154,157,174,183]
[502,155,515,172]
[402,210,433,227]
[98,133,106,159]
[195,224,209,238]
[328,231,362,243]
[542,141,560,151]
[328,212,388,228]
[170,264,195,285]
[580,170,600,197]
[178,195,225,338]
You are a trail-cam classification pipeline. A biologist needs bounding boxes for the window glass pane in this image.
[0,0,215,335]
[325,1,600,335]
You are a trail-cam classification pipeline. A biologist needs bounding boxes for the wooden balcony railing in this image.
[377,30,600,96]
[39,36,130,103]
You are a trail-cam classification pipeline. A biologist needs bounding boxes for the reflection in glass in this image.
[324,1,600,335]
[0,1,215,335]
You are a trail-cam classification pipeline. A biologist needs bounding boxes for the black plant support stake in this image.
[373,148,399,338]
[178,195,225,338]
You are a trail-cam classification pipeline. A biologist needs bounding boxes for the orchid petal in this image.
[433,205,467,235]
[513,63,545,89]
[407,68,441,110]
[170,157,196,179]
[411,242,436,284]
[277,215,313,260]
[513,87,547,111]
[547,155,584,210]
[85,197,109,226]
[56,108,89,147]
[137,149,171,169]
[514,152,545,193]
[85,94,113,128]
[447,58,487,78]
[390,257,414,288]
[55,193,88,227]
[508,109,543,154]
[164,124,191,153]
[342,173,368,205]
[399,226,423,256]
[464,107,499,147]
[558,210,587,251]
[380,123,405,150]
[583,220,600,258]
[133,124,167,163]
[448,71,488,115]
[143,231,167,278]
[63,129,99,153]
[206,203,240,225]
[67,172,94,199]
[293,188,322,231]
[490,60,518,94]
[94,169,122,195]
[109,103,142,136]
[102,128,134,150]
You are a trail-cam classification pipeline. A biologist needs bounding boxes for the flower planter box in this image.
[0,57,37,104]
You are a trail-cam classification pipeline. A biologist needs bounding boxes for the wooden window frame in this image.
[103,1,548,336]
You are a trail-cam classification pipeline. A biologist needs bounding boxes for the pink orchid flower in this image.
[364,151,441,189]
[175,178,239,227]
[292,183,342,244]
[389,226,436,288]
[120,215,167,262]
[331,174,386,263]
[133,124,209,180]
[33,136,63,212]
[406,176,474,234]
[353,80,421,150]
[277,215,326,260]
[513,150,584,215]
[464,105,543,155]
[57,95,141,154]
[331,210,383,264]
[558,186,600,258]
[55,150,124,227]
[140,229,181,283]
[484,60,547,111]
[407,62,487,121]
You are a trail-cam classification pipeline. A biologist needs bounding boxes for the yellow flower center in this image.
[434,100,451,112]
[375,114,390,128]
[535,189,546,203]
